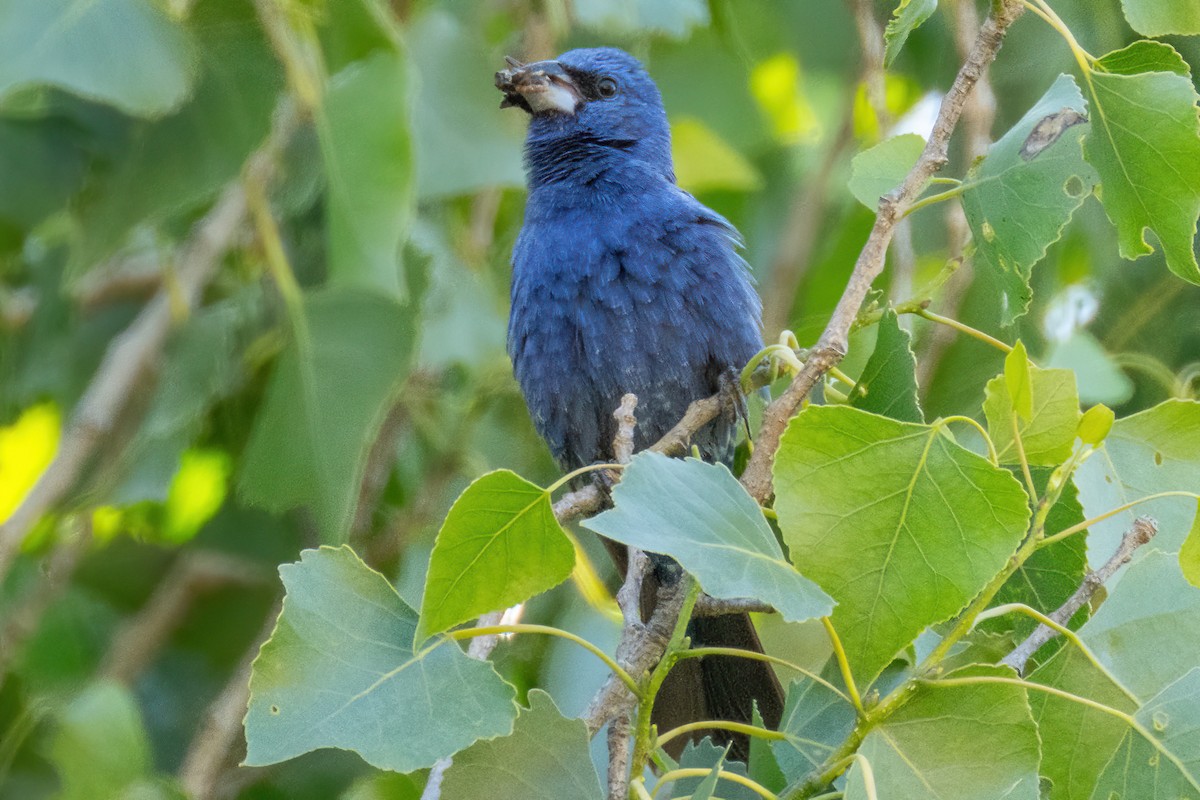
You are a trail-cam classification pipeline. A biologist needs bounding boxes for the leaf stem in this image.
[916,309,1012,353]
[822,618,866,717]
[448,624,640,696]
[1009,413,1039,502]
[678,647,851,703]
[651,768,780,800]
[902,184,967,218]
[936,415,999,465]
[973,603,1140,704]
[546,462,625,494]
[1039,491,1200,547]
[655,720,787,751]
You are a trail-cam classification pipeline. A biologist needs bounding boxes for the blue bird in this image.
[497,47,781,759]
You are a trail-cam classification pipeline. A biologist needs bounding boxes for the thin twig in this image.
[740,0,1026,505]
[693,596,776,617]
[0,99,301,587]
[1002,517,1157,674]
[179,598,282,800]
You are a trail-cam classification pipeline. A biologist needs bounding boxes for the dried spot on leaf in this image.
[1021,108,1087,161]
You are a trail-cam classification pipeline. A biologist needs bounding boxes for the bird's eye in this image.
[597,77,618,98]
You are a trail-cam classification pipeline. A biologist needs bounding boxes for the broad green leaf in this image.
[572,0,709,38]
[1120,0,1200,36]
[774,406,1031,686]
[1084,43,1200,285]
[1182,512,1200,588]
[672,117,764,193]
[962,75,1097,324]
[584,453,834,625]
[0,120,86,232]
[1096,39,1193,76]
[70,0,282,271]
[849,309,922,422]
[244,546,517,772]
[417,470,573,642]
[749,703,787,794]
[883,0,938,67]
[983,362,1080,466]
[1092,719,1200,799]
[772,676,856,783]
[0,0,195,116]
[1074,399,1200,560]
[440,690,602,800]
[1077,403,1116,446]
[49,682,153,800]
[843,667,1040,800]
[986,470,1088,641]
[1079,550,1200,701]
[1029,645,1139,800]
[322,51,414,299]
[239,290,417,543]
[847,133,925,208]
[409,11,525,198]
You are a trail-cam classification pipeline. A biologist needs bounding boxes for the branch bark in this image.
[1002,517,1158,674]
[0,99,301,588]
[740,0,1027,505]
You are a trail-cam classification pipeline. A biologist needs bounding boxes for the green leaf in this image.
[1084,43,1200,285]
[772,675,856,783]
[1092,718,1200,799]
[416,470,573,642]
[773,406,1031,686]
[244,546,518,772]
[848,133,926,209]
[409,11,525,198]
[671,117,764,193]
[440,690,603,800]
[1074,399,1200,559]
[584,453,834,625]
[849,309,923,422]
[49,682,153,800]
[1029,644,1140,800]
[749,703,787,794]
[984,361,1080,466]
[669,739,749,800]
[340,773,425,800]
[238,290,417,543]
[1078,403,1116,446]
[572,0,709,38]
[1120,0,1200,36]
[70,0,282,271]
[321,51,414,299]
[962,75,1097,325]
[0,0,196,116]
[843,667,1040,800]
[1181,511,1200,588]
[1096,39,1192,76]
[1079,549,1200,701]
[883,0,938,67]
[1138,669,1200,777]
[1005,341,1035,421]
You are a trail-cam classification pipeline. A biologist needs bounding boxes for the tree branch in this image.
[1002,516,1158,674]
[740,0,1027,505]
[0,99,301,588]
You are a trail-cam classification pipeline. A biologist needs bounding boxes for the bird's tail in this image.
[652,612,784,763]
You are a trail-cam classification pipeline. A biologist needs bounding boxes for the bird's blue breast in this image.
[508,169,762,469]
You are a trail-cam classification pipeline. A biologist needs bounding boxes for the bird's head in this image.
[495,47,672,181]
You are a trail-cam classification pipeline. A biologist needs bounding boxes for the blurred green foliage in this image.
[0,0,1198,798]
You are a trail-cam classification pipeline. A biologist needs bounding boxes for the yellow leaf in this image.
[0,403,60,524]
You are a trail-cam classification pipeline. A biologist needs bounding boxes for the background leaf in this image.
[984,361,1080,466]
[847,133,926,208]
[244,546,518,772]
[849,308,923,422]
[884,0,938,67]
[584,453,834,625]
[1120,0,1200,37]
[238,290,418,543]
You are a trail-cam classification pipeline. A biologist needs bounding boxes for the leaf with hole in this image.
[244,546,518,772]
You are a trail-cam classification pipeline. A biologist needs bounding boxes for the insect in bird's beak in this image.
[495,58,582,116]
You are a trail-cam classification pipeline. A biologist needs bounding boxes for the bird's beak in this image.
[495,57,581,115]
